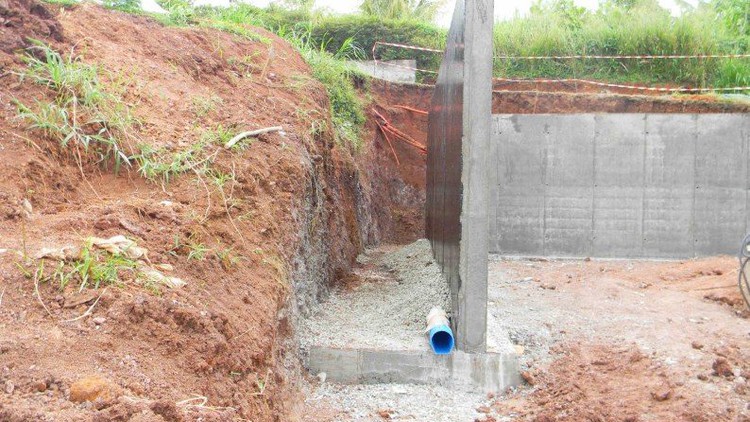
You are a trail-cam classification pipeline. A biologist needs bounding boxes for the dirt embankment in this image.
[0,2,421,421]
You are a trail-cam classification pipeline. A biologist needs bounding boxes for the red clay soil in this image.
[0,2,403,421]
[366,81,432,244]
[0,2,747,421]
[493,342,749,422]
[491,79,750,113]
[493,89,750,114]
[482,257,750,422]
[0,0,62,55]
[491,78,737,97]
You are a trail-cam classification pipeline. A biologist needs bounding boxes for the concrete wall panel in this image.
[543,115,595,256]
[492,113,750,258]
[494,115,545,255]
[642,114,696,258]
[593,115,645,257]
[426,0,493,352]
[694,115,748,255]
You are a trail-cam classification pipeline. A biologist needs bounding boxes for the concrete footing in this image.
[306,346,521,393]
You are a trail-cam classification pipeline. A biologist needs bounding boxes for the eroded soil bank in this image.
[0,2,424,420]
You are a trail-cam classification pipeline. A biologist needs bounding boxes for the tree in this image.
[274,0,315,13]
[530,0,588,29]
[359,0,447,23]
[714,0,750,36]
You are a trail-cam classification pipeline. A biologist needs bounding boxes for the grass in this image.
[168,233,240,268]
[132,121,237,187]
[15,41,136,172]
[132,140,210,186]
[216,247,240,269]
[201,124,235,147]
[186,241,210,261]
[35,1,371,150]
[19,239,140,292]
[492,0,750,89]
[152,2,368,150]
[278,24,367,149]
[72,241,139,290]
[191,95,223,119]
[17,237,191,297]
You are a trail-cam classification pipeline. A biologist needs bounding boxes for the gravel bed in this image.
[299,239,451,351]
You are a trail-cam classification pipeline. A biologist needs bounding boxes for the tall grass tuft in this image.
[279,24,367,149]
[15,41,136,172]
[154,1,369,150]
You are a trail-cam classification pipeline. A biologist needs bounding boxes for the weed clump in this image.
[153,2,369,150]
[280,25,367,149]
[15,41,136,172]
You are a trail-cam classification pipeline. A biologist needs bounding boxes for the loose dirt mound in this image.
[494,343,742,421]
[484,257,750,422]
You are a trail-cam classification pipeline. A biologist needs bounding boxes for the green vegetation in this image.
[360,0,447,22]
[280,24,367,148]
[146,1,368,148]
[714,0,749,37]
[15,41,135,172]
[186,240,210,261]
[493,0,750,88]
[102,0,142,14]
[308,15,446,80]
[168,233,240,268]
[70,241,139,290]
[19,240,140,292]
[151,0,746,90]
[31,0,750,166]
[132,140,209,186]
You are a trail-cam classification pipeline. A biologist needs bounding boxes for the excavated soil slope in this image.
[0,3,423,421]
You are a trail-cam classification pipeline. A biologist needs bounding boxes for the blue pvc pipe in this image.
[428,324,455,355]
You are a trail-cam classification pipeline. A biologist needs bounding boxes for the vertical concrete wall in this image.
[491,114,750,258]
[350,60,417,83]
[426,0,493,353]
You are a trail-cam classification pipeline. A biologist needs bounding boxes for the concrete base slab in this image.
[306,346,522,393]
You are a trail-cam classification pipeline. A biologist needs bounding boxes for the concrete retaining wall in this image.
[351,60,416,83]
[490,114,750,258]
[426,0,493,352]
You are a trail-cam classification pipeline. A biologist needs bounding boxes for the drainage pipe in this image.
[426,307,454,355]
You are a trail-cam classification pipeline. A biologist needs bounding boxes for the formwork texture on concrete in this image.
[490,113,750,258]
[426,0,494,353]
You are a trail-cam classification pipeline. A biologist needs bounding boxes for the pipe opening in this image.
[429,326,455,355]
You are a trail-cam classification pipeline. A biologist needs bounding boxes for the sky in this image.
[239,0,702,27]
